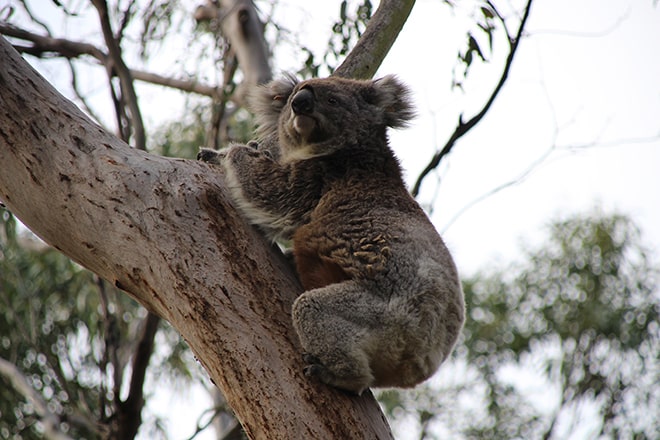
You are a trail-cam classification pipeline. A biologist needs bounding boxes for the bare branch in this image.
[207,51,238,149]
[96,277,122,423]
[66,60,106,125]
[412,0,534,197]
[129,69,220,97]
[91,0,146,149]
[14,0,51,34]
[334,0,416,79]
[0,22,106,60]
[530,6,631,38]
[0,23,221,98]
[441,145,554,233]
[115,0,138,42]
[441,129,660,234]
[113,312,160,440]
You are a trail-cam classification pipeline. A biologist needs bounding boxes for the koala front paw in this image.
[197,148,226,164]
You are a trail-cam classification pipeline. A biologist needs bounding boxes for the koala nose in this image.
[291,88,314,115]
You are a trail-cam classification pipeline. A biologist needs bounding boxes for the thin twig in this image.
[441,132,660,233]
[412,0,534,197]
[66,60,105,125]
[91,0,146,149]
[0,23,221,97]
[16,0,51,34]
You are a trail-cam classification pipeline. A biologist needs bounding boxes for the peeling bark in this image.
[0,37,393,439]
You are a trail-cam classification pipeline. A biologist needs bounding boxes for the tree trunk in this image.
[0,37,393,439]
[334,0,416,79]
[194,0,273,104]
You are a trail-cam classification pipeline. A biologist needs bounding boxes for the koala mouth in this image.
[293,114,316,140]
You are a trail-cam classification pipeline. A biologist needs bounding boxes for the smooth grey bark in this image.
[334,0,416,79]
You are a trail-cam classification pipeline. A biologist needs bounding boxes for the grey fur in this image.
[200,75,465,395]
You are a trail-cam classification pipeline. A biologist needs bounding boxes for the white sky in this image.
[379,0,660,275]
[5,0,660,438]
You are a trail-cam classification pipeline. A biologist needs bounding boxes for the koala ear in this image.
[247,74,298,139]
[370,75,415,128]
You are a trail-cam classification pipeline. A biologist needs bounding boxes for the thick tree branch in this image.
[411,0,534,197]
[333,0,416,79]
[0,37,392,439]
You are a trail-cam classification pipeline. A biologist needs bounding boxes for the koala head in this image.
[248,75,414,162]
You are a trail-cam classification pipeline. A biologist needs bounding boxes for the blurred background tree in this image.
[0,208,203,439]
[379,211,660,439]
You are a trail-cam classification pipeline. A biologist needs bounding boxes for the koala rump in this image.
[200,75,465,395]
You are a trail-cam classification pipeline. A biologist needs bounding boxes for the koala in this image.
[199,75,465,395]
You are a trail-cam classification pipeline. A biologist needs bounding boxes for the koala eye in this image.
[327,96,339,105]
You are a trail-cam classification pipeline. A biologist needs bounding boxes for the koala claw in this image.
[303,364,323,378]
[197,148,225,164]
[302,352,321,364]
[302,353,324,376]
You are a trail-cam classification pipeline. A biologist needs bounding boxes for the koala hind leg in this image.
[292,280,385,395]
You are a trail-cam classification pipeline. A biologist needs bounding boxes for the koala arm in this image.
[203,144,323,241]
[197,148,225,165]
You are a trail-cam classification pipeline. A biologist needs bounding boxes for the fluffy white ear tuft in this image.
[247,74,298,139]
[372,75,415,128]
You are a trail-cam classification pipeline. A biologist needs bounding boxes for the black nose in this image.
[291,88,314,115]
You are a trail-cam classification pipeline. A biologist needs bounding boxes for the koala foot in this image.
[301,353,368,396]
[302,353,330,381]
[302,353,322,368]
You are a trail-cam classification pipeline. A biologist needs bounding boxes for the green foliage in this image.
[452,2,499,91]
[150,101,255,157]
[1,210,102,438]
[298,0,373,78]
[379,211,660,439]
[0,209,199,439]
[329,0,373,59]
[150,103,209,159]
